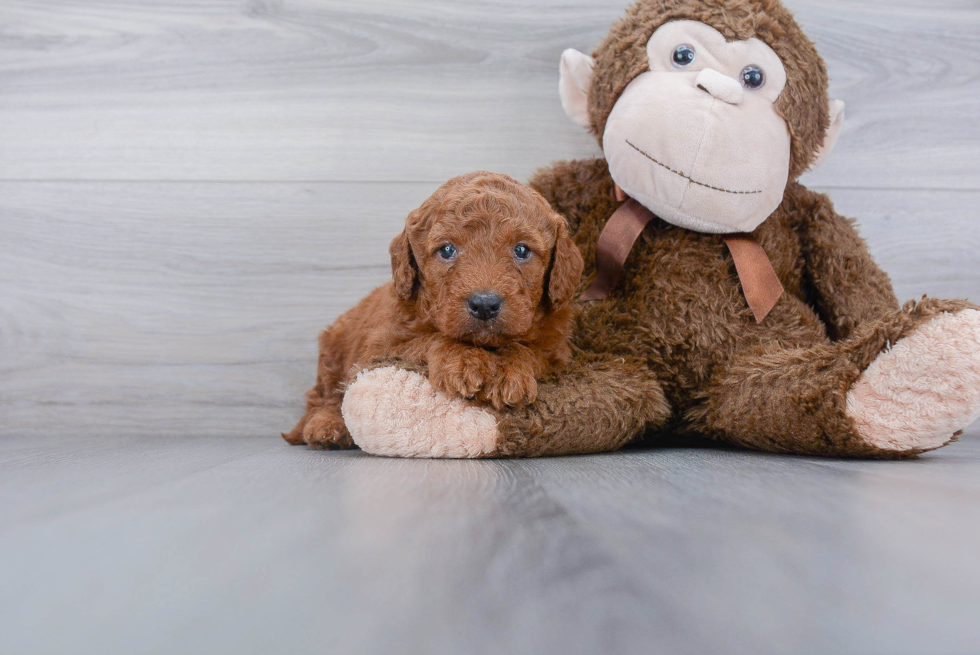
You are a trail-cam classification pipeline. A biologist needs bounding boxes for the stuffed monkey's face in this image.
[608,21,790,233]
[565,21,797,234]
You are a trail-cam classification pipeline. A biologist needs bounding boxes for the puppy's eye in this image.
[513,244,532,260]
[672,44,696,68]
[740,65,765,89]
[437,244,457,260]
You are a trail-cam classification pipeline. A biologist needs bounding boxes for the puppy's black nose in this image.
[467,292,502,321]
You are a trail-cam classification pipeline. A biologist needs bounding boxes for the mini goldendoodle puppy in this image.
[283,171,584,450]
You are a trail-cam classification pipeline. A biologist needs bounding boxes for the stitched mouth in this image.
[625,140,763,196]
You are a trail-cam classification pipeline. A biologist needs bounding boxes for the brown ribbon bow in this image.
[580,186,784,324]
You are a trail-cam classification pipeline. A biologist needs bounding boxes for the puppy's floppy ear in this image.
[545,216,584,308]
[389,229,418,301]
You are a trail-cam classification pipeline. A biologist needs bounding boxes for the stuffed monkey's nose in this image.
[467,292,502,321]
[695,68,744,105]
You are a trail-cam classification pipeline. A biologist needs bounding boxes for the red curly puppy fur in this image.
[283,171,584,450]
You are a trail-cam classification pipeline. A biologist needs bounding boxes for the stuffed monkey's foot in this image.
[846,309,980,454]
[341,366,500,458]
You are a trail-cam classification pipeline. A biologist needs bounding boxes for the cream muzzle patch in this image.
[602,20,791,234]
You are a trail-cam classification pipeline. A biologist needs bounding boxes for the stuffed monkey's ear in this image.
[389,229,418,301]
[809,99,845,170]
[559,49,595,130]
[546,217,585,308]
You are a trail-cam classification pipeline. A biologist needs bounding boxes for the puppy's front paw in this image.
[479,366,538,409]
[429,348,497,399]
[302,411,355,450]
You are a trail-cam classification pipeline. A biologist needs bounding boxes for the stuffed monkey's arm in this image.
[789,184,900,340]
[528,158,617,240]
[341,353,671,458]
[488,352,671,456]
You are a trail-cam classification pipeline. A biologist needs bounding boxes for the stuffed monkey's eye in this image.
[513,244,531,260]
[671,44,696,68]
[740,65,765,89]
[437,244,457,260]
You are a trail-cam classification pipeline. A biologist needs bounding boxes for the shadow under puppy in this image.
[283,171,584,450]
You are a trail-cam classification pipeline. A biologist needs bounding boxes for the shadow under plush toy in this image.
[340,0,980,459]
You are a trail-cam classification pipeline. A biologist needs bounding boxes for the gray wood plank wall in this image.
[2,0,979,438]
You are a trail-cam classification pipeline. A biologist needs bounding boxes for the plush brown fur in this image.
[512,157,974,457]
[283,171,584,449]
[356,0,976,458]
[483,0,977,458]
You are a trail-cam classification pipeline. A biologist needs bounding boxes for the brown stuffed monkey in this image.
[337,0,980,459]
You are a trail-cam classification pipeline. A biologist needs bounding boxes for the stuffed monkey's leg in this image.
[341,354,671,458]
[689,298,980,458]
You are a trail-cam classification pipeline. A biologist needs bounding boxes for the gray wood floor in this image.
[2,1,980,653]
[3,433,980,655]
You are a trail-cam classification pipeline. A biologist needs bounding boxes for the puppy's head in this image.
[390,171,583,347]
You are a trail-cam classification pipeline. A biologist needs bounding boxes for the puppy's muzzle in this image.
[467,292,502,321]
